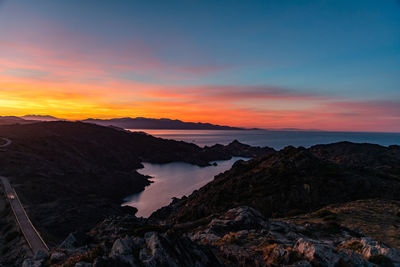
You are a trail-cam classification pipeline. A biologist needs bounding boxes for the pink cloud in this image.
[0,24,227,84]
[0,23,399,132]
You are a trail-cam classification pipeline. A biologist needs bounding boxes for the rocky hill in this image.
[0,116,34,125]
[149,143,400,224]
[82,117,246,130]
[0,121,273,245]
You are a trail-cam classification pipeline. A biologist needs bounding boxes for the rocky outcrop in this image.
[200,140,275,161]
[285,198,400,249]
[150,144,400,224]
[187,207,400,266]
[46,217,221,266]
[109,236,136,265]
[39,206,400,266]
[310,141,400,178]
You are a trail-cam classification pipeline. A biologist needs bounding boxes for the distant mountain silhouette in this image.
[0,116,32,125]
[82,117,245,130]
[0,115,249,129]
[21,115,63,121]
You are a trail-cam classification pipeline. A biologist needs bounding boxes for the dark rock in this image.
[150,144,400,223]
[50,251,66,263]
[120,206,138,215]
[207,206,269,236]
[59,233,78,249]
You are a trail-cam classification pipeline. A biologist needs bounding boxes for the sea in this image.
[123,129,400,217]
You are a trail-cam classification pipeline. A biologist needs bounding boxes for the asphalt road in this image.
[0,137,12,148]
[0,175,49,254]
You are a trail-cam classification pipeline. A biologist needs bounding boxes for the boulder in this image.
[50,251,66,262]
[75,262,91,267]
[295,238,341,267]
[33,249,48,261]
[21,259,42,267]
[139,231,221,267]
[59,233,78,249]
[109,236,136,266]
[359,238,400,264]
[207,206,269,236]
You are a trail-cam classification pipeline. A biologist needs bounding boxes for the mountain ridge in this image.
[81,117,247,130]
[0,115,249,130]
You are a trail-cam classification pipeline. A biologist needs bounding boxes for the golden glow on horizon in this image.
[0,49,399,131]
[0,75,399,132]
[0,1,399,133]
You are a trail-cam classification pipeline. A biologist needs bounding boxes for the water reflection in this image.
[123,157,247,217]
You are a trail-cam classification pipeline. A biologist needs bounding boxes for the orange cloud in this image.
[0,30,399,132]
[1,69,399,132]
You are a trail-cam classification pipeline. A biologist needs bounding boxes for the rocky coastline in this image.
[1,122,400,266]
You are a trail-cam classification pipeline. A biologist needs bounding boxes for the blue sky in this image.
[0,0,399,131]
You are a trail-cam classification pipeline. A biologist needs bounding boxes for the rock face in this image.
[205,206,270,236]
[150,144,400,224]
[186,207,400,266]
[45,215,221,267]
[38,206,400,266]
[59,233,78,250]
[285,199,400,249]
[109,236,136,266]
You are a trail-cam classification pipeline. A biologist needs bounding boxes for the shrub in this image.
[62,247,104,267]
[128,225,167,237]
[334,258,353,267]
[315,209,335,218]
[321,221,341,234]
[286,209,304,216]
[322,214,338,222]
[63,254,86,267]
[4,231,19,243]
[2,245,10,254]
[368,254,394,267]
[340,240,363,253]
[85,246,104,262]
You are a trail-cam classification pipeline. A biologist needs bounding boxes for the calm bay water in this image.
[123,157,247,217]
[124,129,400,217]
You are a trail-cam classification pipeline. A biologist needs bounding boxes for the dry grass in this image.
[284,199,400,248]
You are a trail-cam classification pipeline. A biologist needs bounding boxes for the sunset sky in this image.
[0,0,399,131]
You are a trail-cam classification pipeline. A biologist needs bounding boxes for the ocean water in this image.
[124,129,400,217]
[129,129,400,150]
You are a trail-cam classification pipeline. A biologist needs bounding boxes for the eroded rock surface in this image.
[35,206,400,266]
